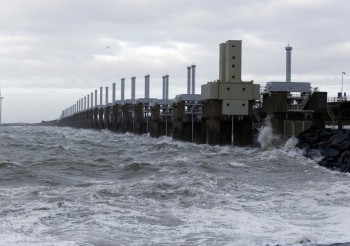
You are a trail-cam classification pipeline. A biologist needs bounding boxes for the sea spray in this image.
[257,116,283,148]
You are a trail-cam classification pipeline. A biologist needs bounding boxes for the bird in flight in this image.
[106,46,111,50]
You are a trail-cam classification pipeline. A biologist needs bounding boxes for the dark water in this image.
[0,126,350,246]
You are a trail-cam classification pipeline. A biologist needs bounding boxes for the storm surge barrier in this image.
[58,39,345,146]
[57,76,255,147]
[58,40,261,146]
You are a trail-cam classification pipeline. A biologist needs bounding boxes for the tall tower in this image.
[191,64,196,94]
[285,44,292,82]
[187,66,191,94]
[144,75,150,99]
[0,89,3,124]
[131,77,136,100]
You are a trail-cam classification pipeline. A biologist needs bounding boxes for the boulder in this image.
[297,127,350,173]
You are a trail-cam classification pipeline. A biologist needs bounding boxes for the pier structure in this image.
[259,44,329,137]
[58,41,260,146]
[326,97,350,130]
[58,39,336,146]
[201,40,260,146]
[149,99,173,138]
[171,64,204,143]
[172,94,204,143]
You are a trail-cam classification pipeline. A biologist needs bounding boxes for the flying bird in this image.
[106,46,111,50]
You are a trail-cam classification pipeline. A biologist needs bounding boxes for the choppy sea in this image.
[0,125,350,246]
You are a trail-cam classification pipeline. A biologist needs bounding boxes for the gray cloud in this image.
[0,0,349,122]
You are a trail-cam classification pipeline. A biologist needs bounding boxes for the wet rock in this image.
[330,133,349,146]
[340,158,350,172]
[297,127,350,173]
[337,140,350,151]
[320,147,339,158]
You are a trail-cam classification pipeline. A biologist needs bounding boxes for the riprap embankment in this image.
[297,127,350,172]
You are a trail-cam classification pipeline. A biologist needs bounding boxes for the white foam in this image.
[228,161,246,167]
[2,126,350,245]
[257,116,283,149]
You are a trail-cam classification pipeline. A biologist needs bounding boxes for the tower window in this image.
[232,64,235,68]
[232,75,235,78]
[232,56,235,59]
[232,45,236,48]
[227,87,230,91]
[227,103,230,106]
[242,104,246,107]
[242,88,245,91]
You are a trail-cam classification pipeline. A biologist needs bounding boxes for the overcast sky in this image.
[1,0,349,123]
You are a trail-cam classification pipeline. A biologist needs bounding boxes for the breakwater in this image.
[297,126,350,172]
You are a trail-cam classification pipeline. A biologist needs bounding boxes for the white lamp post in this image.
[341,72,346,100]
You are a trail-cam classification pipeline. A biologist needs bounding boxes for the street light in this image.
[341,72,346,100]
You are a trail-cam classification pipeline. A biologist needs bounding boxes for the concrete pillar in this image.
[88,108,93,128]
[112,82,116,103]
[95,90,98,108]
[286,45,292,82]
[233,117,253,146]
[105,106,111,130]
[121,78,125,101]
[150,105,161,138]
[145,75,150,99]
[187,66,191,94]
[172,101,189,141]
[134,103,143,134]
[93,108,99,129]
[191,64,196,94]
[100,87,103,106]
[87,95,90,110]
[165,75,169,100]
[131,77,136,101]
[105,86,109,106]
[162,76,165,99]
[206,118,221,145]
[98,107,104,129]
[110,104,119,132]
[121,104,130,133]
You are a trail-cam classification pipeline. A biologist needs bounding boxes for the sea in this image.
[0,125,350,246]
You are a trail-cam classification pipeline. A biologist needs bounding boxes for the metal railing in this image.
[299,93,311,109]
[328,96,350,103]
[287,93,311,111]
[327,104,336,122]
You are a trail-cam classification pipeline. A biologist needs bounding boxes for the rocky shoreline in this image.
[297,126,350,172]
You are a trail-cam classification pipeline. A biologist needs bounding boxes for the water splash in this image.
[283,136,298,150]
[257,116,283,149]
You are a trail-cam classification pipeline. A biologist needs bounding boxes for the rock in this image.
[338,150,350,164]
[297,128,350,173]
[340,158,350,172]
[320,147,339,158]
[337,141,350,151]
[330,133,349,146]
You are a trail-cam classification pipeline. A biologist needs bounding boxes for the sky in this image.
[1,0,350,123]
